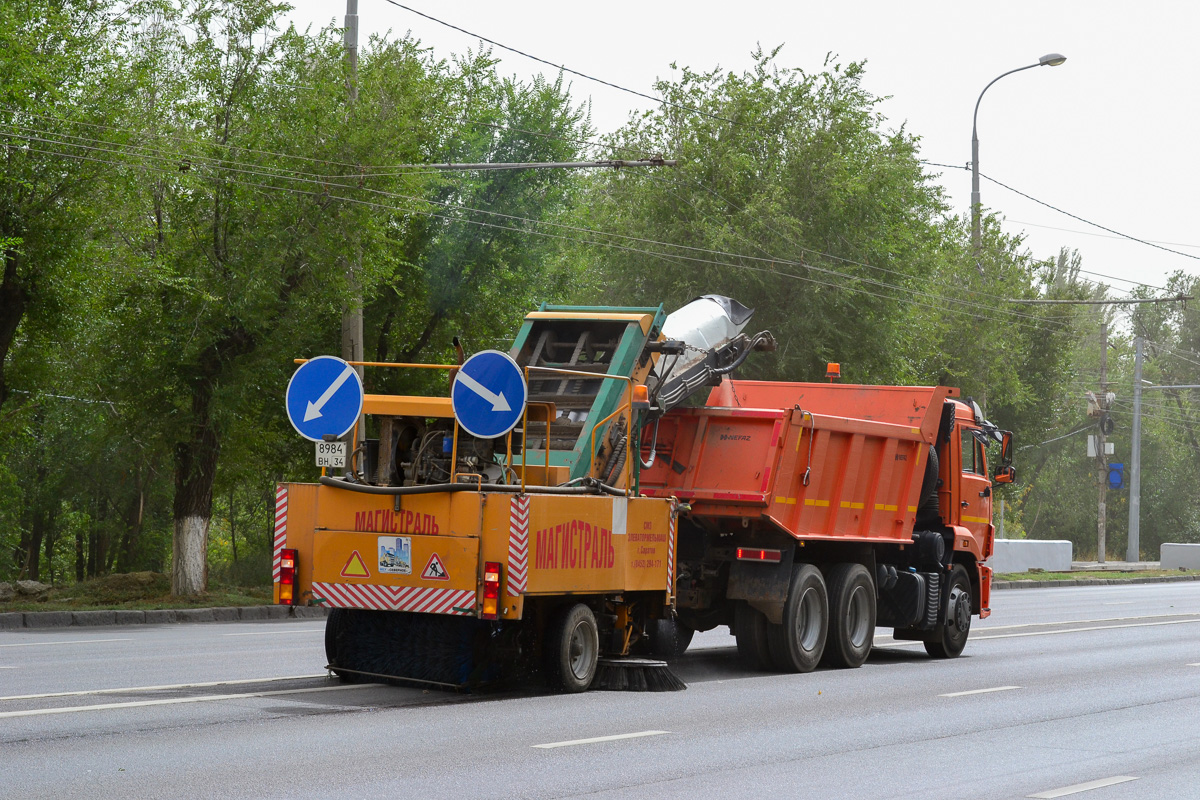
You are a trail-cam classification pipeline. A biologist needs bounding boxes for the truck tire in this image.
[821,563,876,669]
[545,603,599,692]
[324,608,357,682]
[767,563,828,673]
[734,602,773,670]
[648,616,695,659]
[924,565,972,659]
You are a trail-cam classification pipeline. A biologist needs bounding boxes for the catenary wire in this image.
[9,136,1086,336]
[1,126,1080,328]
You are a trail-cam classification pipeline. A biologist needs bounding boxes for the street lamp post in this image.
[971,53,1067,253]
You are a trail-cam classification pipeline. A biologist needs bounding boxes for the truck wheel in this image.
[767,563,828,673]
[545,604,599,692]
[821,563,876,669]
[925,565,972,659]
[648,617,695,659]
[734,602,773,670]
[324,608,356,682]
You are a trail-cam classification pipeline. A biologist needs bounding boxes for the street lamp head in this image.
[1039,53,1067,67]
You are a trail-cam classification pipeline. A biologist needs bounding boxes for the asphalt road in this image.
[3,582,1199,800]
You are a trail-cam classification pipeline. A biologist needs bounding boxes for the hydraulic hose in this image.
[319,476,627,497]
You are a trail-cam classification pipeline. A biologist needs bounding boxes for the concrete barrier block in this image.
[988,539,1073,574]
[23,611,73,628]
[290,605,328,619]
[114,610,146,625]
[72,610,117,626]
[175,608,215,623]
[211,607,239,622]
[1161,543,1200,569]
[0,612,24,629]
[263,605,291,619]
[143,609,177,624]
[238,606,268,621]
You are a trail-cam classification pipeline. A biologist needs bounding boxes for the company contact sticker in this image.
[378,536,412,574]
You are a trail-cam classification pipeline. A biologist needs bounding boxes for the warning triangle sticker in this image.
[421,553,450,581]
[340,550,371,579]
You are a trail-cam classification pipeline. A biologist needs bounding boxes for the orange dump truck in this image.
[273,297,1011,691]
[640,379,1011,670]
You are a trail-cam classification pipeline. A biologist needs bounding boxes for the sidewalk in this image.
[0,604,329,631]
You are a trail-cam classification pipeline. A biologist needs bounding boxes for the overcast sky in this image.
[285,1,1199,298]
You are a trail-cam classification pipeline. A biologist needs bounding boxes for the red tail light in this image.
[482,561,501,619]
[279,548,297,604]
[736,547,782,563]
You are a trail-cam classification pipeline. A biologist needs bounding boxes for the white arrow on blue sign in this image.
[286,355,365,442]
[451,350,528,439]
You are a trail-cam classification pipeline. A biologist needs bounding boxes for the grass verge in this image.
[0,571,272,613]
[995,568,1200,582]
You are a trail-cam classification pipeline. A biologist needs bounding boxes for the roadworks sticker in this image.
[340,550,371,579]
[421,553,449,581]
[378,536,412,575]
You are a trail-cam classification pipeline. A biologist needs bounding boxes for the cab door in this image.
[955,426,992,547]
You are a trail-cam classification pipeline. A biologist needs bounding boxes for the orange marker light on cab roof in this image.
[826,363,841,381]
[632,384,651,412]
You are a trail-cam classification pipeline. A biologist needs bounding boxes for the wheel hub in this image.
[948,586,970,632]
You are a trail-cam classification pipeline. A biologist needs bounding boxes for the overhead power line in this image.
[6,133,1081,336]
[1,124,1081,330]
[377,0,736,125]
[1007,295,1192,306]
[925,160,1199,263]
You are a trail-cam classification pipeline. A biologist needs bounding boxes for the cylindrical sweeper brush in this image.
[591,657,687,692]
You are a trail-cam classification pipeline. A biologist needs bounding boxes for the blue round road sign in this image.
[451,350,527,439]
[285,356,365,442]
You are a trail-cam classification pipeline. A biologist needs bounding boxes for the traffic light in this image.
[1107,462,1125,490]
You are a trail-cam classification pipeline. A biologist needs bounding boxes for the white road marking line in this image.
[974,619,1200,641]
[532,730,670,749]
[1027,775,1138,798]
[222,629,323,637]
[0,683,372,719]
[977,612,1200,633]
[874,617,1200,650]
[1103,601,1137,605]
[0,638,132,649]
[940,685,1021,697]
[0,674,329,702]
[1189,663,1200,667]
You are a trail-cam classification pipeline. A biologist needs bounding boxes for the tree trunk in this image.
[172,385,221,596]
[0,246,29,411]
[75,523,85,583]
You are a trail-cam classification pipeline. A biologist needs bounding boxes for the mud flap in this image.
[726,547,795,624]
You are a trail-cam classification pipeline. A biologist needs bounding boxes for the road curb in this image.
[8,604,328,630]
[4,575,1197,628]
[994,574,1200,590]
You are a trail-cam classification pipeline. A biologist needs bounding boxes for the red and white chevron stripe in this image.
[667,506,677,595]
[312,582,476,616]
[272,484,288,582]
[507,495,530,596]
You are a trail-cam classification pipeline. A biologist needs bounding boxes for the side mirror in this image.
[994,465,1016,484]
[999,430,1013,466]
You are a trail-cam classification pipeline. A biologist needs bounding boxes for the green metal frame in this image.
[508,304,666,480]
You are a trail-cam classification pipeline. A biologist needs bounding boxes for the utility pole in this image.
[1096,320,1108,564]
[1127,336,1143,562]
[342,0,365,448]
